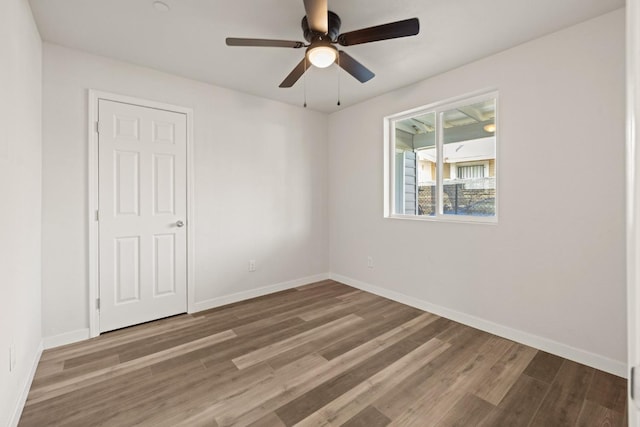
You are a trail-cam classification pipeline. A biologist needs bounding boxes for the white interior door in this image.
[98,99,187,333]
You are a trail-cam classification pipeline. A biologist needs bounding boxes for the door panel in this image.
[153,233,176,296]
[153,154,175,215]
[114,236,140,303]
[152,120,176,144]
[114,115,140,141]
[114,151,140,216]
[98,99,187,333]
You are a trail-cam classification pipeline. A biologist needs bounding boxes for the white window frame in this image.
[384,90,499,224]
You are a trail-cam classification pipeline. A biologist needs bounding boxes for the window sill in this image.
[385,213,498,225]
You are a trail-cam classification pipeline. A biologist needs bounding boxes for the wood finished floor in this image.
[20,280,627,427]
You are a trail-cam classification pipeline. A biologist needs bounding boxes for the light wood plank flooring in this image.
[20,280,627,426]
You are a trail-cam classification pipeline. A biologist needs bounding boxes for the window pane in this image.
[441,99,496,217]
[393,112,436,216]
[457,165,484,179]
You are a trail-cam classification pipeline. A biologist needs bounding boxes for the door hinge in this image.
[95,121,100,134]
[95,210,99,221]
[96,298,100,310]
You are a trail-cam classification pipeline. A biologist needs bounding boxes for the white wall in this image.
[0,0,43,424]
[41,44,329,340]
[328,9,627,372]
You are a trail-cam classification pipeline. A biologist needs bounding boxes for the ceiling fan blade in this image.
[337,18,419,46]
[304,0,328,34]
[226,38,305,48]
[338,51,374,83]
[279,58,310,88]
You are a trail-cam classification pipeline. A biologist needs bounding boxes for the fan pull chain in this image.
[303,56,307,108]
[336,53,341,106]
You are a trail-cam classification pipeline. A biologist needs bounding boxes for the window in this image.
[385,92,497,222]
[457,164,486,179]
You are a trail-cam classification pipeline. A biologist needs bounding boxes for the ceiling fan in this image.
[225,0,420,88]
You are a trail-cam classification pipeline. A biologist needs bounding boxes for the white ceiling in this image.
[28,0,624,113]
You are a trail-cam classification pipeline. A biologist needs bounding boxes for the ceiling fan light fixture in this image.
[307,45,337,68]
[484,123,496,133]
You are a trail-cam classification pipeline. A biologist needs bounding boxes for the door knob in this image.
[176,220,185,228]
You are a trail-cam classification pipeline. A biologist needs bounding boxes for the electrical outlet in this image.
[248,259,256,272]
[9,344,15,372]
[367,256,374,268]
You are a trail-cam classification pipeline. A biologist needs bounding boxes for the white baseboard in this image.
[43,328,90,350]
[192,273,331,313]
[331,273,627,378]
[9,341,43,427]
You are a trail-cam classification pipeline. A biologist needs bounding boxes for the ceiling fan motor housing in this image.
[302,10,341,42]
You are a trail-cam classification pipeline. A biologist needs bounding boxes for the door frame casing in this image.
[87,90,196,337]
[628,0,640,423]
